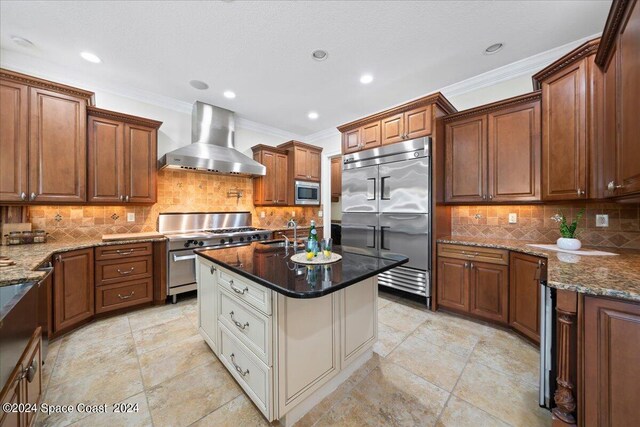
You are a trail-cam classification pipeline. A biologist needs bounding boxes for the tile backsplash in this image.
[24,170,319,241]
[452,202,640,249]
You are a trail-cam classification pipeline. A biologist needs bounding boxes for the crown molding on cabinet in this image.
[442,90,542,122]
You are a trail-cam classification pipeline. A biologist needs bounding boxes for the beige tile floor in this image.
[37,292,551,427]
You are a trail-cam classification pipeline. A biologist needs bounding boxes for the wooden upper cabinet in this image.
[381,113,405,145]
[445,115,486,203]
[584,296,640,427]
[509,252,543,343]
[87,107,161,204]
[331,157,342,198]
[444,92,542,203]
[29,87,87,203]
[337,93,456,155]
[278,140,323,183]
[252,145,288,205]
[360,121,381,150]
[597,0,640,198]
[468,260,508,324]
[53,248,94,333]
[0,80,28,202]
[487,100,541,202]
[404,105,432,140]
[293,146,310,180]
[342,128,360,154]
[308,149,321,181]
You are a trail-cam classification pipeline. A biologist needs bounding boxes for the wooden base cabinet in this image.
[509,252,544,343]
[468,261,509,324]
[583,296,640,427]
[53,248,94,333]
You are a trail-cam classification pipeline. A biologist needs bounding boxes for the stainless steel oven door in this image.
[168,249,197,289]
[295,181,320,205]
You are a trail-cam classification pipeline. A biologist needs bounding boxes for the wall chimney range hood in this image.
[159,102,266,176]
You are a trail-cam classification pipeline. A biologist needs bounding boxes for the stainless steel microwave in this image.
[295,181,320,205]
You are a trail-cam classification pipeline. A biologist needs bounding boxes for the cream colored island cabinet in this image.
[196,255,379,425]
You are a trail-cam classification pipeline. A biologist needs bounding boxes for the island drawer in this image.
[95,278,153,313]
[218,268,272,315]
[438,243,509,265]
[219,323,272,419]
[219,288,272,366]
[96,243,153,261]
[95,256,153,286]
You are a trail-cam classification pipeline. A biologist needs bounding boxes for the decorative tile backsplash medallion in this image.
[451,203,640,249]
[25,170,320,242]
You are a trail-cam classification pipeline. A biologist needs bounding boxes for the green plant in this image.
[551,208,585,238]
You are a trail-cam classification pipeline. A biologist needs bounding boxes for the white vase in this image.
[557,237,582,251]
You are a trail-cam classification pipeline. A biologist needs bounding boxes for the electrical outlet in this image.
[318,210,323,218]
[291,210,296,218]
[596,214,609,227]
[127,212,135,222]
[508,213,517,224]
[260,211,266,219]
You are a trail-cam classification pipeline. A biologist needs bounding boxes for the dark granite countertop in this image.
[0,237,166,287]
[195,242,408,299]
[437,236,640,302]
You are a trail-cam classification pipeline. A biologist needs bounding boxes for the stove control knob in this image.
[228,238,234,244]
[239,237,245,242]
[184,240,191,248]
[220,239,225,245]
[254,234,260,240]
[263,234,268,239]
[198,241,204,246]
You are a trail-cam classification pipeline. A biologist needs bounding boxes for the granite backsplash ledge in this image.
[9,170,319,241]
[451,202,640,249]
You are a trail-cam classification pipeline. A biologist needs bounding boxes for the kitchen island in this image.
[195,242,407,425]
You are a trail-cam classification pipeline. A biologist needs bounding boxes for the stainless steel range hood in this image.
[159,102,266,176]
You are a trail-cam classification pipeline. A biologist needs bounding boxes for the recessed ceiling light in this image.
[223,90,236,99]
[484,43,504,55]
[360,74,374,84]
[189,80,209,90]
[311,50,328,61]
[308,111,319,120]
[11,36,34,48]
[80,51,101,63]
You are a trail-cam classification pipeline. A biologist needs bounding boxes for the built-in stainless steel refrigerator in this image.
[341,137,431,303]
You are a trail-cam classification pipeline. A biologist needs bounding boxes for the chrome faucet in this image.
[286,218,298,248]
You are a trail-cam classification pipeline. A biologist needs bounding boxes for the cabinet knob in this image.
[125,195,130,202]
[482,195,486,200]
[210,265,217,274]
[120,195,125,202]
[29,192,37,201]
[20,192,27,201]
[607,181,623,191]
[488,195,493,200]
[576,188,585,196]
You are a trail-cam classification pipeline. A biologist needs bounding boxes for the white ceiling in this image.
[0,1,611,136]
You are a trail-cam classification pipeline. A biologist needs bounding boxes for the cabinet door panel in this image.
[331,157,342,197]
[488,101,541,202]
[0,80,28,202]
[445,116,486,202]
[360,121,381,150]
[308,149,321,181]
[436,257,469,312]
[0,367,22,427]
[381,113,404,145]
[342,129,360,154]
[275,153,289,203]
[23,336,42,427]
[53,248,94,332]
[293,147,309,180]
[469,261,508,324]
[584,297,640,427]
[29,87,86,203]
[125,124,156,203]
[616,2,640,196]
[509,252,542,342]
[405,106,432,139]
[541,61,587,200]
[88,116,124,203]
[262,151,277,204]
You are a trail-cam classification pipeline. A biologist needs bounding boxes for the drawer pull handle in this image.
[229,280,248,295]
[24,360,37,383]
[230,353,249,377]
[117,267,135,275]
[116,249,134,256]
[461,251,479,257]
[210,265,217,274]
[229,311,249,330]
[118,291,135,300]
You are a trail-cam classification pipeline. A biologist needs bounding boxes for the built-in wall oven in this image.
[295,181,320,205]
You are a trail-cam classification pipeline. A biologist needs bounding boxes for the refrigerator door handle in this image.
[366,225,376,248]
[366,178,377,201]
[380,226,390,250]
[380,176,391,200]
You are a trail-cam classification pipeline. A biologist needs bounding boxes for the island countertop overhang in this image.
[195,243,408,299]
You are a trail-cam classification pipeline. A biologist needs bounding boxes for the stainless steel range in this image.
[158,212,272,302]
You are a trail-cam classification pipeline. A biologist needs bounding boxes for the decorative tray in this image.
[290,252,342,265]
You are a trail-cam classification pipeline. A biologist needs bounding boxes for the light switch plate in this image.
[127,212,135,222]
[596,214,609,227]
[508,213,517,224]
[318,210,323,218]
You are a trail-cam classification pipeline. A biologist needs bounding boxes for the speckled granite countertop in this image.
[0,237,166,287]
[437,237,640,302]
